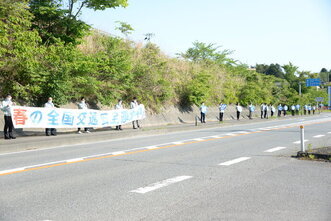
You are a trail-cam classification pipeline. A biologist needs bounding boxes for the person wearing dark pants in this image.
[199,102,207,123]
[2,95,16,139]
[291,105,295,116]
[77,97,90,134]
[283,105,288,116]
[219,102,226,122]
[260,103,264,119]
[263,104,268,119]
[130,97,140,129]
[236,103,242,120]
[44,97,57,136]
[277,104,283,117]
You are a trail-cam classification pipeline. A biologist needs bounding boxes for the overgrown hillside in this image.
[0,1,328,111]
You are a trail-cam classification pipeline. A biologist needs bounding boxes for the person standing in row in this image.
[304,105,308,115]
[308,105,311,115]
[219,102,227,122]
[2,95,16,139]
[277,104,283,117]
[45,97,57,136]
[77,97,90,134]
[260,103,265,119]
[291,104,295,116]
[263,103,269,119]
[115,99,123,130]
[236,103,242,120]
[248,103,255,120]
[199,102,207,123]
[270,104,276,117]
[130,97,140,129]
[312,105,316,114]
[295,104,300,115]
[283,104,288,116]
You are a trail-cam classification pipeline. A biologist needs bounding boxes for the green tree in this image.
[29,0,128,44]
[179,41,236,65]
[115,21,134,37]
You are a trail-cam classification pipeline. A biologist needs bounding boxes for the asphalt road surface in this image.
[1,114,331,221]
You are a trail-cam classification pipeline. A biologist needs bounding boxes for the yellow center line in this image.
[1,119,331,177]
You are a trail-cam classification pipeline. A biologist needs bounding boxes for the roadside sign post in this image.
[306,78,321,87]
[300,125,305,152]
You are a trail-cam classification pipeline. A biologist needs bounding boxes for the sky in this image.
[81,0,331,73]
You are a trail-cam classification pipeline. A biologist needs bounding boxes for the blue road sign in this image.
[306,78,321,87]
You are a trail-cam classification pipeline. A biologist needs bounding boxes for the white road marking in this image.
[264,146,287,153]
[208,135,221,138]
[145,146,158,150]
[192,138,204,141]
[130,175,193,194]
[218,157,251,166]
[66,158,84,163]
[225,133,236,136]
[111,151,125,155]
[0,167,26,175]
[293,140,308,144]
[328,132,331,134]
[313,135,325,138]
[172,142,184,145]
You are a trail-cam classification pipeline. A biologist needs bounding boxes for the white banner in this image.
[10,105,145,128]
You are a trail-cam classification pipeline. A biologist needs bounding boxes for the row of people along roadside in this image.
[1,95,141,140]
[199,102,319,123]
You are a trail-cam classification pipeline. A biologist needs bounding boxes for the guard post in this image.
[300,125,305,152]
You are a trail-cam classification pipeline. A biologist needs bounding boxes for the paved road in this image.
[0,114,330,221]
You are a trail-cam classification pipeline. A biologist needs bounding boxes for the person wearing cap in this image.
[77,97,90,134]
[115,99,123,130]
[1,95,16,139]
[44,97,57,136]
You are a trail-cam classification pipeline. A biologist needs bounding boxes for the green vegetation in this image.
[0,0,329,111]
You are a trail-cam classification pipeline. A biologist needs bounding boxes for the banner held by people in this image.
[10,105,145,128]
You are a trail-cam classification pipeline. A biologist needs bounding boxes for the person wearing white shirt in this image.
[277,104,283,117]
[199,102,207,123]
[1,95,16,139]
[290,105,295,116]
[115,99,123,130]
[130,97,140,129]
[219,102,227,122]
[263,103,269,119]
[270,104,276,117]
[77,97,90,134]
[236,103,242,120]
[260,103,265,119]
[44,97,56,136]
[283,104,288,116]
